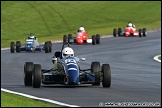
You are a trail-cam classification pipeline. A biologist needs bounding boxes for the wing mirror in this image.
[80,58,86,61]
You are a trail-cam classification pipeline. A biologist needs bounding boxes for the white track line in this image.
[1,88,80,107]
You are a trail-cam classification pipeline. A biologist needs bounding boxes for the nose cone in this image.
[77,39,83,44]
[67,70,80,85]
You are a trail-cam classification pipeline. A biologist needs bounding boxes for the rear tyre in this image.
[102,64,111,88]
[10,42,15,53]
[44,42,49,53]
[118,28,122,36]
[16,41,21,52]
[91,62,101,86]
[96,34,100,44]
[24,62,34,86]
[48,41,52,52]
[139,29,142,37]
[63,35,67,43]
[113,29,117,37]
[68,34,73,44]
[32,64,41,88]
[143,28,147,37]
[92,35,96,45]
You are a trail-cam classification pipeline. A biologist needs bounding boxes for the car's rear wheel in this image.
[91,62,101,86]
[44,42,49,53]
[10,42,15,53]
[16,41,21,52]
[48,41,52,52]
[118,28,122,36]
[139,29,142,37]
[32,64,41,88]
[102,64,111,87]
[68,34,73,44]
[63,35,67,43]
[92,35,96,45]
[113,29,117,37]
[143,28,147,37]
[24,62,33,86]
[96,34,100,44]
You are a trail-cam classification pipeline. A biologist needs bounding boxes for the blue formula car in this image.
[24,43,111,88]
[10,39,52,53]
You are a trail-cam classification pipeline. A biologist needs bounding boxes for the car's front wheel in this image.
[102,64,111,88]
[24,62,34,86]
[91,62,101,86]
[32,64,41,88]
[10,42,15,53]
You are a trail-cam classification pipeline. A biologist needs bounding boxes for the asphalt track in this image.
[1,30,161,107]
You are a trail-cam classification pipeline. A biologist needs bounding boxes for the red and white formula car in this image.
[113,27,147,37]
[63,31,100,45]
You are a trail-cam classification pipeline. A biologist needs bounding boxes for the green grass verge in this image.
[1,91,62,107]
[1,1,161,48]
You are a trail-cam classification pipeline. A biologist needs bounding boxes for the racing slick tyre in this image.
[44,42,50,53]
[63,35,67,43]
[118,28,122,36]
[24,62,34,86]
[32,64,41,88]
[143,28,147,37]
[16,41,21,53]
[10,42,15,53]
[48,41,52,52]
[113,29,117,37]
[68,34,73,44]
[91,62,101,86]
[92,35,96,45]
[139,29,142,37]
[96,34,100,44]
[102,64,111,88]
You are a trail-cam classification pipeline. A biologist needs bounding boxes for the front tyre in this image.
[91,62,101,86]
[68,34,73,44]
[32,64,41,88]
[24,62,34,86]
[113,29,117,37]
[48,41,52,52]
[139,29,142,37]
[92,35,96,45]
[96,34,100,44]
[16,41,21,52]
[102,64,111,88]
[44,42,49,53]
[143,28,147,37]
[10,42,15,53]
[63,35,67,43]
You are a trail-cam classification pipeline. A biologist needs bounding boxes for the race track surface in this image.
[1,31,161,107]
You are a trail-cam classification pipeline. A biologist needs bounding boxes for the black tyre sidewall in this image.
[24,62,33,86]
[102,64,111,87]
[32,64,41,88]
[91,62,101,85]
[10,42,15,53]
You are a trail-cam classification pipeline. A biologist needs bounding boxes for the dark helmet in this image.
[30,33,34,36]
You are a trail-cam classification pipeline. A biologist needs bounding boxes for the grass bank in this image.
[1,1,161,48]
[1,91,62,107]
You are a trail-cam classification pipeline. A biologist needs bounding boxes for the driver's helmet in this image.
[30,33,34,36]
[128,23,132,27]
[62,47,74,58]
[79,27,85,31]
[28,33,35,39]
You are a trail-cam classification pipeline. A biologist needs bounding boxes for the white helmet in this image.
[79,27,85,31]
[128,23,132,27]
[62,47,74,58]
